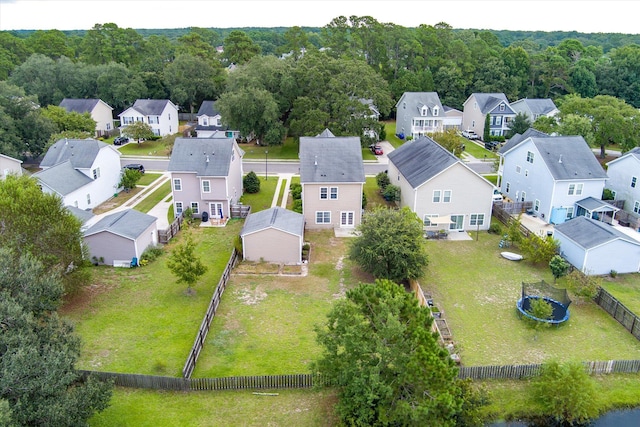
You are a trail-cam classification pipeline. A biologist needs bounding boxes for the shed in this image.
[84,209,158,266]
[240,207,305,264]
[554,216,640,275]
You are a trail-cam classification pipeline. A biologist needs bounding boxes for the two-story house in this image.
[605,147,640,228]
[167,137,244,222]
[119,99,179,137]
[299,131,365,230]
[34,138,122,210]
[498,131,608,224]
[1,153,23,179]
[462,93,516,139]
[509,98,559,124]
[195,100,240,139]
[59,98,114,137]
[387,136,494,233]
[395,92,445,140]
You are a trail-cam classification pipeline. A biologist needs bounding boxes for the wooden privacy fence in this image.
[158,214,184,244]
[182,249,239,378]
[492,203,533,238]
[594,287,640,341]
[230,203,251,219]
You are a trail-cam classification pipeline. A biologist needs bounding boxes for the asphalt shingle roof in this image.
[500,128,550,154]
[130,99,173,116]
[299,134,364,183]
[167,137,236,176]
[59,98,105,113]
[84,209,156,239]
[241,206,304,237]
[39,138,107,169]
[66,205,95,224]
[513,98,557,115]
[555,216,640,249]
[395,92,444,115]
[470,93,509,113]
[33,160,93,195]
[197,100,220,117]
[533,136,607,180]
[387,136,458,188]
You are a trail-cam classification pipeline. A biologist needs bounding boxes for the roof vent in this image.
[558,155,562,163]
[314,156,317,166]
[206,155,209,163]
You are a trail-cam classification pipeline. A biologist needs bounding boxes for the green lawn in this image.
[463,139,499,160]
[133,181,171,214]
[116,134,178,157]
[241,138,299,160]
[383,121,404,148]
[137,173,163,186]
[239,176,278,212]
[601,274,640,314]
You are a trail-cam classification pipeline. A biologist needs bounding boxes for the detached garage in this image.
[554,216,640,275]
[240,207,304,265]
[84,209,158,266]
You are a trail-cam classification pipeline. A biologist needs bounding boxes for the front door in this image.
[340,211,355,227]
[210,202,223,218]
[449,214,464,231]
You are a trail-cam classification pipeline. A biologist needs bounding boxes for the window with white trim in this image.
[191,202,199,214]
[568,183,583,196]
[316,211,331,224]
[443,190,452,203]
[469,213,485,227]
[526,151,534,163]
[202,180,210,193]
[92,167,100,179]
[525,169,529,177]
[175,202,183,215]
[423,214,438,227]
[499,104,505,111]
[506,182,510,193]
[87,193,91,205]
[496,116,502,125]
[433,106,439,116]
[634,201,640,214]
[520,191,526,202]
[320,187,327,199]
[632,177,637,188]
[433,190,441,203]
[173,178,182,191]
[534,199,540,212]
[566,206,574,220]
[330,187,338,199]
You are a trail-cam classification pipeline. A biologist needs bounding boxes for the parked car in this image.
[124,163,145,174]
[492,188,504,202]
[462,130,479,140]
[485,140,499,151]
[369,144,383,155]
[113,136,129,145]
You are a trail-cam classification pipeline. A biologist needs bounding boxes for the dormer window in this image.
[433,106,439,116]
[421,106,428,116]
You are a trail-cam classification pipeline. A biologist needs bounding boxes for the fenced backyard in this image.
[595,287,640,341]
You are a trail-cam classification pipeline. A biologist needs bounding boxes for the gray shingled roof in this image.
[130,99,173,116]
[500,128,550,154]
[575,197,619,213]
[395,92,444,114]
[533,136,607,180]
[387,136,458,188]
[84,209,156,239]
[167,137,236,176]
[241,207,304,237]
[197,100,220,117]
[59,98,107,113]
[512,98,557,115]
[555,216,640,250]
[470,93,510,113]
[33,160,93,195]
[39,138,107,169]
[316,128,335,138]
[66,205,95,224]
[299,135,365,183]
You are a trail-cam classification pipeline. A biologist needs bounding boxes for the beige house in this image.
[461,93,516,139]
[0,153,23,179]
[59,98,114,138]
[299,130,365,230]
[240,207,305,264]
[387,136,495,233]
[167,137,244,221]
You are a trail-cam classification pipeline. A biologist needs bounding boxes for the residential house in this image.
[1,153,23,179]
[34,138,122,210]
[357,98,381,140]
[462,93,516,139]
[195,100,240,140]
[299,131,365,230]
[605,147,640,228]
[59,98,114,137]
[509,98,559,124]
[387,136,494,232]
[83,209,158,266]
[554,216,640,275]
[240,207,305,264]
[497,132,608,224]
[119,99,179,137]
[442,105,463,131]
[167,137,244,221]
[395,92,445,139]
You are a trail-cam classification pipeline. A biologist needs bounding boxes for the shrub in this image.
[610,269,618,278]
[233,235,243,258]
[549,255,570,282]
[243,171,261,194]
[141,245,164,263]
[382,184,400,202]
[292,199,302,213]
[362,191,367,209]
[376,171,390,190]
[488,222,502,234]
[565,269,600,300]
[520,234,559,265]
[289,182,302,199]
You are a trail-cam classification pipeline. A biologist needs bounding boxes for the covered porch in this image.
[575,197,620,225]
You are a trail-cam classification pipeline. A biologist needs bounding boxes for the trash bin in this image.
[201,211,209,222]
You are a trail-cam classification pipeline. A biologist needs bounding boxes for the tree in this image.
[349,207,428,283]
[530,360,599,425]
[525,298,554,329]
[166,234,208,295]
[564,269,601,301]
[520,235,559,265]
[312,279,484,426]
[119,168,142,191]
[222,30,261,65]
[506,112,531,138]
[164,54,224,114]
[549,255,570,282]
[431,129,466,156]
[217,87,279,144]
[122,120,155,143]
[0,175,89,294]
[0,249,112,426]
[375,171,390,190]
[41,105,96,133]
[243,171,261,194]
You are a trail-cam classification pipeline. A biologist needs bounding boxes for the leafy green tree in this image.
[483,114,491,141]
[41,105,96,133]
[8,53,59,106]
[431,129,466,156]
[313,279,483,426]
[564,270,601,301]
[217,87,279,144]
[122,120,155,143]
[532,115,558,134]
[349,207,428,283]
[222,30,261,65]
[79,22,144,67]
[164,54,224,114]
[382,184,400,202]
[520,235,559,265]
[375,171,390,190]
[0,175,89,294]
[175,32,218,62]
[530,361,599,425]
[243,171,261,194]
[281,26,310,59]
[525,298,554,329]
[94,62,148,112]
[119,168,142,191]
[0,249,112,426]
[549,255,571,282]
[26,29,74,59]
[166,234,208,295]
[506,112,532,138]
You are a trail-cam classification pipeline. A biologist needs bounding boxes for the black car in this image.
[124,164,145,174]
[113,136,129,145]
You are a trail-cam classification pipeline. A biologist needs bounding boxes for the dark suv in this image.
[124,164,145,174]
[113,136,128,145]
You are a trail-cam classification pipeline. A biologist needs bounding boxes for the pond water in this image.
[487,407,640,426]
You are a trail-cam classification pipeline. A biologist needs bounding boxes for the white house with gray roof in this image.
[395,92,445,140]
[195,100,240,139]
[167,137,244,221]
[605,147,640,223]
[119,99,179,137]
[299,131,365,230]
[59,98,114,137]
[554,216,640,275]
[83,209,158,266]
[240,207,305,264]
[387,136,494,232]
[509,98,558,124]
[462,93,516,139]
[34,138,122,210]
[498,132,608,224]
[1,153,23,179]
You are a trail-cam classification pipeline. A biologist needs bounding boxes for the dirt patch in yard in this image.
[92,187,144,214]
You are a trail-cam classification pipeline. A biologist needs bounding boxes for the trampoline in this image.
[516,281,571,325]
